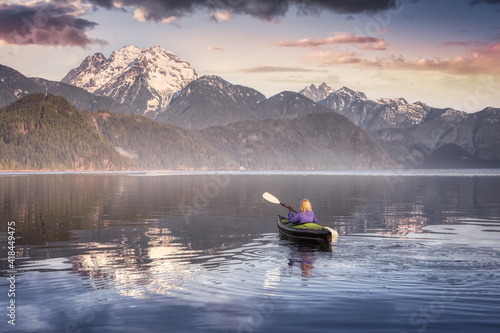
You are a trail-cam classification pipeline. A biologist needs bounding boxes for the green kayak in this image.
[277,215,334,243]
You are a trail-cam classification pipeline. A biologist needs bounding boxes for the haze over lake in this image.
[1,170,500,332]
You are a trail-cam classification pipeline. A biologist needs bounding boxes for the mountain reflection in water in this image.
[1,171,499,332]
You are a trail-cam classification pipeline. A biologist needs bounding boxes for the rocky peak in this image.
[299,82,335,102]
[335,87,368,101]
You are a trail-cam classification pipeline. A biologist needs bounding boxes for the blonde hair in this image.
[301,199,312,214]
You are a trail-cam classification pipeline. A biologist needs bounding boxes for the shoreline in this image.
[1,169,500,177]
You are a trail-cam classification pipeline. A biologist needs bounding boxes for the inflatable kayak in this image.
[277,215,334,243]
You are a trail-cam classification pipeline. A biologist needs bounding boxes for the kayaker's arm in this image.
[288,210,300,223]
[280,202,297,213]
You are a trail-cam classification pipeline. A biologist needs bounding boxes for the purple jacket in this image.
[288,210,318,224]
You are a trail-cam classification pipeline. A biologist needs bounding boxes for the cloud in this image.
[0,0,400,48]
[303,51,364,65]
[87,0,400,22]
[210,10,232,22]
[305,42,500,75]
[361,39,387,50]
[476,41,500,57]
[471,0,500,5]
[3,0,402,41]
[367,42,500,74]
[237,66,327,73]
[208,46,224,52]
[265,73,341,84]
[0,2,105,47]
[275,32,387,50]
[439,41,489,47]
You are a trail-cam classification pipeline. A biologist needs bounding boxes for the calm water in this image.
[1,171,500,333]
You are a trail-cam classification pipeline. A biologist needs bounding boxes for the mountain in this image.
[371,107,500,167]
[319,87,429,131]
[86,110,239,170]
[418,143,500,169]
[0,94,131,170]
[299,83,335,102]
[0,93,238,170]
[471,108,500,161]
[155,76,335,130]
[0,94,397,170]
[62,45,199,117]
[201,112,397,169]
[155,75,265,129]
[311,85,500,167]
[254,91,333,120]
[0,64,133,114]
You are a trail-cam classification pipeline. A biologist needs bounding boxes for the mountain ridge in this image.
[2,42,499,170]
[300,82,500,167]
[0,94,398,171]
[155,75,266,129]
[0,64,134,115]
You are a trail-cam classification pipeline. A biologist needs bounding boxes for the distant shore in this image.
[1,169,499,177]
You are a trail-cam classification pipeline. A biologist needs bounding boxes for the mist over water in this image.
[1,171,499,332]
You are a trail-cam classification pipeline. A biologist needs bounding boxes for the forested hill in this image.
[0,94,237,170]
[0,94,131,170]
[0,94,398,171]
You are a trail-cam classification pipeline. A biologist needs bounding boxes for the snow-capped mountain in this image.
[299,83,335,102]
[300,84,433,131]
[62,45,199,117]
[318,86,431,131]
[298,82,500,166]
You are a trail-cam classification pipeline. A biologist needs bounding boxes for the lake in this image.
[1,170,500,333]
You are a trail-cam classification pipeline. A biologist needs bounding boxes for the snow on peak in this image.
[377,97,408,105]
[299,82,335,102]
[335,87,367,100]
[199,75,229,86]
[62,45,199,115]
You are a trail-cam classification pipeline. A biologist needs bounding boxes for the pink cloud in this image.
[275,32,387,50]
[368,42,500,74]
[303,51,364,65]
[362,39,387,50]
[207,46,224,52]
[305,41,500,75]
[439,41,489,47]
[475,42,500,57]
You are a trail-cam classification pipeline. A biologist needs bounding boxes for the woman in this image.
[288,199,317,224]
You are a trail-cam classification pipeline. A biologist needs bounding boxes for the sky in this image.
[1,0,500,112]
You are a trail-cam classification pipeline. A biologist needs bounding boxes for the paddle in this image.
[262,192,297,213]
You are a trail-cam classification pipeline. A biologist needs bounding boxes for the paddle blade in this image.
[324,226,339,241]
[263,192,280,204]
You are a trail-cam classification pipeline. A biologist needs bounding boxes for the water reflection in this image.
[1,173,499,270]
[68,225,205,298]
[336,176,500,236]
[288,251,315,281]
[1,173,500,332]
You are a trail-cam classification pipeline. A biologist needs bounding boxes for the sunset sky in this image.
[1,0,500,112]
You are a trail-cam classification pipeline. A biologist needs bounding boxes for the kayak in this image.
[277,215,333,243]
